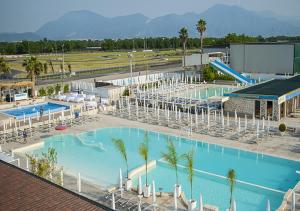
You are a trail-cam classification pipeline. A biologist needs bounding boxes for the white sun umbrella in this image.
[119,168,123,190]
[257,122,260,139]
[214,110,217,122]
[137,202,142,211]
[292,190,296,211]
[29,117,32,128]
[266,199,270,211]
[238,117,241,133]
[227,112,230,127]
[262,117,265,131]
[252,112,255,126]
[9,118,12,128]
[152,180,156,206]
[174,186,178,210]
[61,110,64,121]
[3,123,6,135]
[207,110,210,128]
[138,175,142,195]
[267,116,270,134]
[36,111,39,121]
[245,114,247,132]
[23,113,26,123]
[48,109,51,123]
[14,118,17,128]
[234,110,237,124]
[201,108,204,122]
[199,194,203,211]
[111,193,116,210]
[232,199,237,211]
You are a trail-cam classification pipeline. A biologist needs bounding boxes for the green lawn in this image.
[7,50,187,77]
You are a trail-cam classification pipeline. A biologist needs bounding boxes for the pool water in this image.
[0,102,69,119]
[175,86,237,99]
[24,128,300,211]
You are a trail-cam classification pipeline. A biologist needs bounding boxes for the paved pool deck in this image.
[2,112,300,162]
[1,112,299,211]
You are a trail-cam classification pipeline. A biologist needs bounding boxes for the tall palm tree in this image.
[0,57,11,77]
[161,139,181,185]
[0,57,11,101]
[183,150,195,200]
[48,60,55,74]
[113,138,129,178]
[179,27,188,79]
[43,62,48,74]
[139,132,149,186]
[227,169,236,209]
[67,64,72,74]
[196,19,207,69]
[22,56,45,97]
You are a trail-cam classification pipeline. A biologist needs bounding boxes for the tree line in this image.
[1,34,299,55]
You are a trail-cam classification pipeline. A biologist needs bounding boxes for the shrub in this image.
[38,88,46,97]
[123,88,130,96]
[47,86,54,96]
[55,84,61,94]
[63,84,69,93]
[279,123,286,132]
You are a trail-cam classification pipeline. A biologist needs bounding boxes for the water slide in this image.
[210,60,255,84]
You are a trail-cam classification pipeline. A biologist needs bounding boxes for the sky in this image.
[0,0,299,33]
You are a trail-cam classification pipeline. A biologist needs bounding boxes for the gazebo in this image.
[0,81,33,102]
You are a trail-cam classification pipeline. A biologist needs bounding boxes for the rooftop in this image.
[0,160,110,211]
[233,75,300,97]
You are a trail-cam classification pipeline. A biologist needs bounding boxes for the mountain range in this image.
[1,4,300,41]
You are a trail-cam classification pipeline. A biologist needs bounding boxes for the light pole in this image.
[62,43,65,75]
[128,53,133,86]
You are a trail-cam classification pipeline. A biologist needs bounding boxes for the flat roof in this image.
[0,160,111,211]
[232,75,300,97]
[230,42,299,45]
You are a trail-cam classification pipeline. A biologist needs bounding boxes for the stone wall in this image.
[224,97,254,116]
[224,97,280,120]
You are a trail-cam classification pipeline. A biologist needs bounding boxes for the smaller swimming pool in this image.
[175,86,238,100]
[0,102,69,119]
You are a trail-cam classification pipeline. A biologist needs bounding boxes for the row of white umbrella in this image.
[112,169,289,211]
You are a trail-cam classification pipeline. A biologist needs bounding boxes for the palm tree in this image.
[227,169,236,209]
[0,57,11,101]
[22,56,45,97]
[48,60,55,74]
[161,139,181,185]
[0,57,11,77]
[139,132,149,186]
[183,150,195,200]
[43,62,48,74]
[67,64,72,74]
[179,27,188,79]
[196,19,207,69]
[113,138,129,178]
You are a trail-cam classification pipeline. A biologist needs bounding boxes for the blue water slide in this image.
[210,60,255,84]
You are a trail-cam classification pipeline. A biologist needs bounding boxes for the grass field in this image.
[6,50,188,77]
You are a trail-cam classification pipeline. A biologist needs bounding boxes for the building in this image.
[230,43,300,75]
[224,75,300,120]
[0,160,111,211]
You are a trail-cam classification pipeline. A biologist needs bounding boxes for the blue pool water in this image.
[0,102,69,119]
[24,128,300,211]
[175,86,238,99]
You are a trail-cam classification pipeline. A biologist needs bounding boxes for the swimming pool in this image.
[23,128,300,211]
[0,102,69,119]
[175,86,238,100]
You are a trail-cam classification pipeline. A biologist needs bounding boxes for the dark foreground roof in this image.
[0,160,110,211]
[233,75,300,97]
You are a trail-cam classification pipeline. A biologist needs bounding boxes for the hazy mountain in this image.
[2,4,300,41]
[37,10,148,39]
